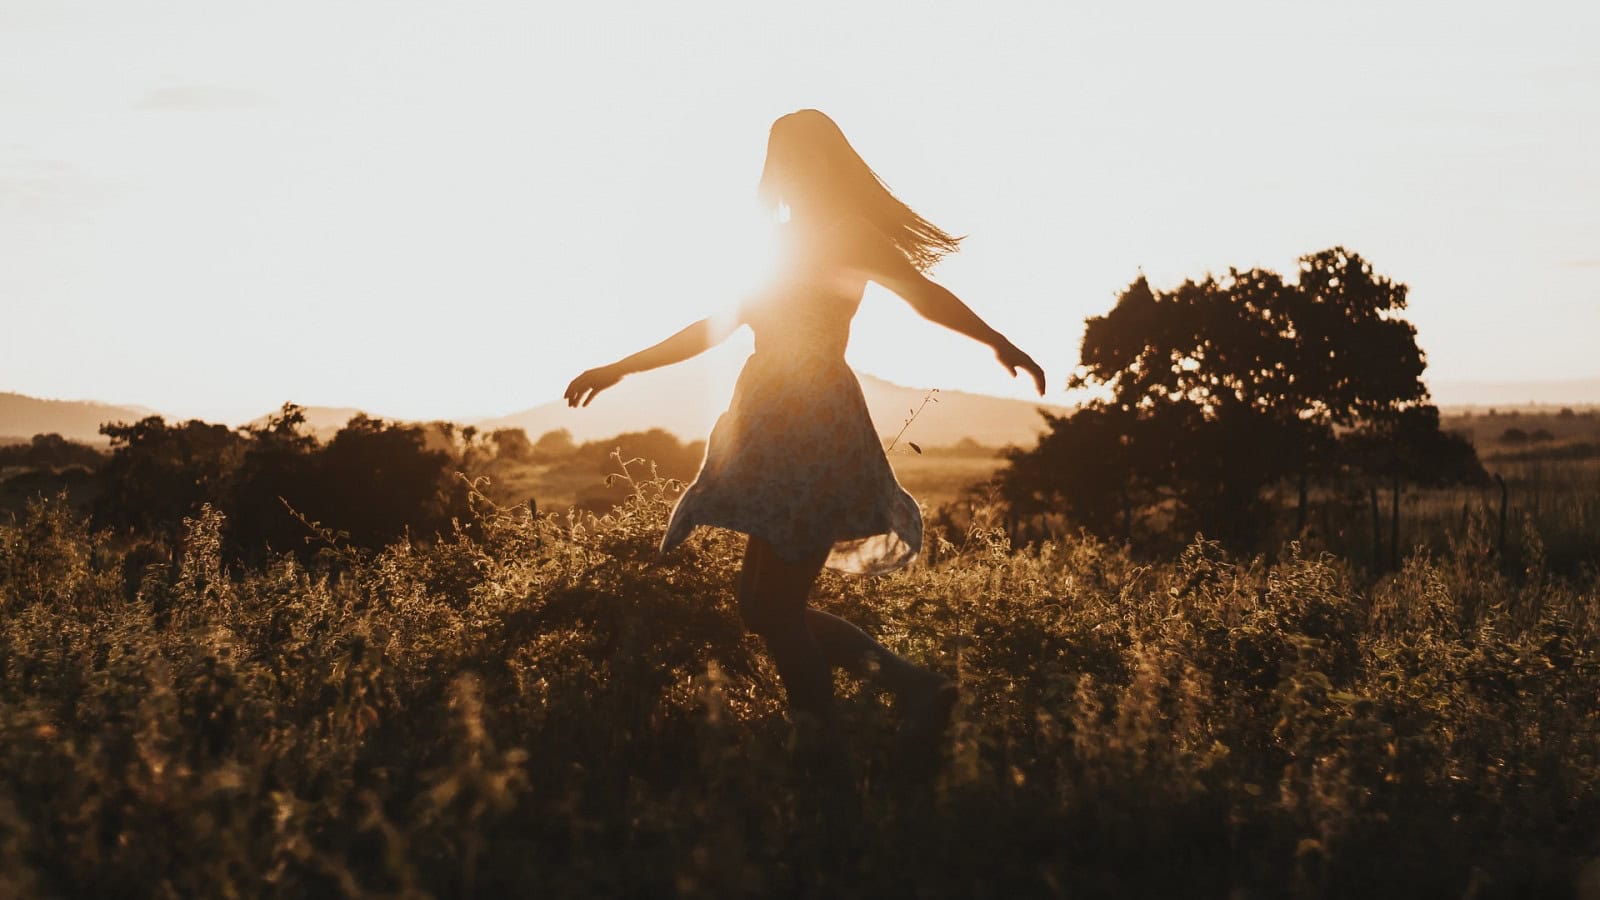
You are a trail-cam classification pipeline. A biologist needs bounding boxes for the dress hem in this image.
[660,503,920,577]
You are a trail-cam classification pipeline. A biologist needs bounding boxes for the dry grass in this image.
[2,465,1598,898]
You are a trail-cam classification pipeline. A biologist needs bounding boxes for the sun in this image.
[705,210,785,329]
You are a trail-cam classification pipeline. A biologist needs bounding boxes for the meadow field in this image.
[3,451,1598,898]
[8,0,1597,894]
[452,433,1005,518]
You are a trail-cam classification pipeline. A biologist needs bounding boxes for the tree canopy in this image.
[1002,247,1483,547]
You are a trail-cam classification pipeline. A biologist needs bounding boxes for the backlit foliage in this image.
[1005,249,1484,548]
[2,467,1597,897]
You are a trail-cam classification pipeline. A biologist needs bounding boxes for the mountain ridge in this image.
[474,367,1067,448]
[0,393,160,445]
[1,370,1069,449]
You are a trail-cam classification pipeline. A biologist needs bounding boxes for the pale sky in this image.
[3,0,1597,424]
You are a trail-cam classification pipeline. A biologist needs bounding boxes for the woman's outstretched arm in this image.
[565,316,740,407]
[862,244,1047,396]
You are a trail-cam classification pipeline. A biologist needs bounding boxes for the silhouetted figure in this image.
[565,109,1045,758]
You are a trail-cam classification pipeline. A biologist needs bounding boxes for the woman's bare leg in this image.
[738,537,835,722]
[738,537,952,727]
[803,609,948,698]
[805,607,957,751]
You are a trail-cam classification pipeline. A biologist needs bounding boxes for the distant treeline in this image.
[8,399,1598,575]
[0,406,709,566]
[0,433,105,470]
[86,407,472,562]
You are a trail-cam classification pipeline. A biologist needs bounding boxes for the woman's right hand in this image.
[565,365,623,408]
[995,340,1047,396]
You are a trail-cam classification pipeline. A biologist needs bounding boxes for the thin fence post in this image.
[1370,485,1382,571]
[1296,472,1308,536]
[1121,484,1132,546]
[1532,459,1542,522]
[1390,475,1401,570]
[1493,473,1508,558]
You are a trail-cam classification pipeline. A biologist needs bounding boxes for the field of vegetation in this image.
[444,425,1003,516]
[4,451,1599,897]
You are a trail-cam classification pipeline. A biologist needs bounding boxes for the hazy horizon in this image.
[7,367,1600,439]
[4,1,1597,424]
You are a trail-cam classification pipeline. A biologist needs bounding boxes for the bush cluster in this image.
[90,408,471,564]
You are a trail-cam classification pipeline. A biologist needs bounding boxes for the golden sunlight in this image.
[6,6,1600,896]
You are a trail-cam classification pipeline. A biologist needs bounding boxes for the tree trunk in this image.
[1390,474,1401,570]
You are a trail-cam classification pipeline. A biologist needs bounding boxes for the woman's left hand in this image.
[565,365,623,408]
[996,341,1046,396]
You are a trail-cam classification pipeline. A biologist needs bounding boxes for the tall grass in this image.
[1,467,1597,898]
[1288,459,1600,578]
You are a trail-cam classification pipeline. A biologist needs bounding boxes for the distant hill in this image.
[856,374,1067,448]
[0,393,159,445]
[0,392,479,453]
[0,395,382,446]
[14,372,1590,451]
[475,360,1068,448]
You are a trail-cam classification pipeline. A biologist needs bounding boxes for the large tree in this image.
[1001,247,1480,547]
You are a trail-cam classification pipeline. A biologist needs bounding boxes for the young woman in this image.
[565,109,1046,747]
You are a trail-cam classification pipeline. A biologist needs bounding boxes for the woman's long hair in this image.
[757,109,961,272]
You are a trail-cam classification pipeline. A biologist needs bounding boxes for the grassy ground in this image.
[466,440,1007,516]
[885,444,1008,510]
[3,471,1597,898]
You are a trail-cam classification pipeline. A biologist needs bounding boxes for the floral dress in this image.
[659,225,923,576]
